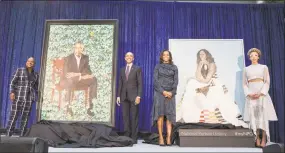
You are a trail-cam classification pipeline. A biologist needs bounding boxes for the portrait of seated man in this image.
[60,41,97,116]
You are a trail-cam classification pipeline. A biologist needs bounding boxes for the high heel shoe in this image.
[159,138,165,146]
[255,138,261,148]
[166,137,172,146]
[260,137,267,148]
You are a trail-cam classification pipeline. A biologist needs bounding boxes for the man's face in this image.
[125,52,134,64]
[26,57,35,68]
[74,43,84,57]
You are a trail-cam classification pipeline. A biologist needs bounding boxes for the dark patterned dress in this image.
[151,63,178,126]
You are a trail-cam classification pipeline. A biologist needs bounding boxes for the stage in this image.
[48,140,262,152]
[2,122,280,152]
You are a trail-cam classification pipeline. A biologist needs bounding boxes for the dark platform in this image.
[178,128,255,147]
[0,136,49,152]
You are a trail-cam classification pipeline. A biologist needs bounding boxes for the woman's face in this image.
[162,51,170,62]
[199,51,207,61]
[249,51,259,63]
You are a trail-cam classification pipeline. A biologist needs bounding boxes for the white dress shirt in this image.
[75,54,82,69]
[125,63,133,72]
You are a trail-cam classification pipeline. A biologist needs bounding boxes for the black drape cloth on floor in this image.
[25,120,133,148]
[143,122,245,145]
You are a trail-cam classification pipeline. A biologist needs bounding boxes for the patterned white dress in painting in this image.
[178,62,247,127]
[243,64,278,140]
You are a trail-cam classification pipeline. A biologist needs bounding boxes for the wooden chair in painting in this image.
[70,84,90,109]
[51,58,65,110]
[51,58,90,111]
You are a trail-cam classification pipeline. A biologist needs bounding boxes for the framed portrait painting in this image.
[169,39,246,125]
[38,20,118,126]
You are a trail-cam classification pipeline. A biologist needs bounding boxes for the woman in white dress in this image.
[178,49,245,126]
[243,48,278,147]
[177,49,244,127]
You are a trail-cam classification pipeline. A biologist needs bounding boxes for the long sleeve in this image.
[171,66,179,95]
[242,68,251,96]
[9,69,19,94]
[196,63,216,83]
[82,56,92,75]
[34,73,39,93]
[154,65,164,93]
[34,73,40,100]
[260,65,270,95]
[136,67,143,97]
[117,69,123,98]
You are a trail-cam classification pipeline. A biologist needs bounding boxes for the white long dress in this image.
[178,62,247,127]
[243,64,278,140]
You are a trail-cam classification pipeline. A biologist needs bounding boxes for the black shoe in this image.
[159,140,165,146]
[87,108,95,116]
[166,138,172,146]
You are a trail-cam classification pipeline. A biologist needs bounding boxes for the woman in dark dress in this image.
[151,50,178,146]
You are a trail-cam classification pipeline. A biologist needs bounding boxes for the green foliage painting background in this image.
[41,24,114,122]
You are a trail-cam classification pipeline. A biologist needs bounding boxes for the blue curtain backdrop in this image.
[0,1,284,143]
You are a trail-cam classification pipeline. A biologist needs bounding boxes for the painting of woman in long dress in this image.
[177,49,246,127]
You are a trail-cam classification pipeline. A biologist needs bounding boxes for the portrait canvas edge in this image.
[37,19,119,127]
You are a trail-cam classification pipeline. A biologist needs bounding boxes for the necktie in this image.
[125,65,130,80]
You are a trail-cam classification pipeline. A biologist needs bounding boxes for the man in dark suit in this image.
[7,57,39,136]
[117,52,142,144]
[60,41,97,116]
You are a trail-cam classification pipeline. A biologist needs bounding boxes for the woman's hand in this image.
[253,93,265,99]
[163,91,172,98]
[163,91,168,97]
[247,94,255,99]
[166,92,172,98]
[248,93,261,100]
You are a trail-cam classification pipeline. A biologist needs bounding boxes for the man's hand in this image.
[135,97,141,105]
[10,93,15,102]
[116,97,120,106]
[81,74,94,80]
[66,72,81,79]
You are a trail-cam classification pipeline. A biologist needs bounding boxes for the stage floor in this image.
[48,140,263,152]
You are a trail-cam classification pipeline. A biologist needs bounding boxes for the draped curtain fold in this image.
[0,0,283,143]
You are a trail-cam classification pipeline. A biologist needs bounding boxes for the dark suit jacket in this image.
[63,54,92,78]
[9,67,39,101]
[118,64,142,102]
